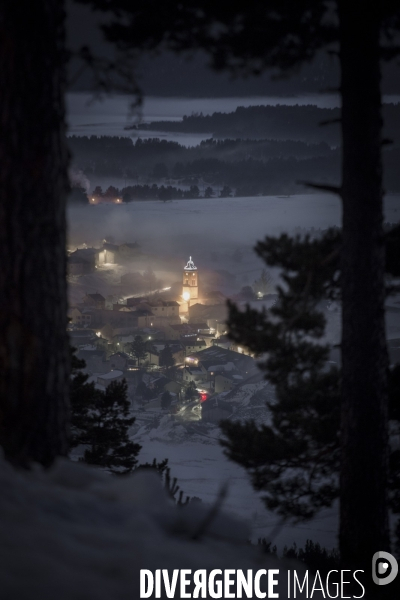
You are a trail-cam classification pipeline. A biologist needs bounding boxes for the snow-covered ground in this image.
[68,193,400,256]
[132,382,339,551]
[3,455,313,599]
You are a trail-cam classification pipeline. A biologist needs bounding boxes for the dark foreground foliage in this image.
[221,225,400,532]
[70,352,141,474]
[259,538,340,575]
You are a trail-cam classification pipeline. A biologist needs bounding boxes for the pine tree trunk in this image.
[0,1,70,467]
[339,0,390,573]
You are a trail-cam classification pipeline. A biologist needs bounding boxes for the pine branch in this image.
[191,483,229,541]
[298,181,342,196]
[319,118,341,127]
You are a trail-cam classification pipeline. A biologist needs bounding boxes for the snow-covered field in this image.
[3,456,311,599]
[68,193,400,256]
[132,382,339,551]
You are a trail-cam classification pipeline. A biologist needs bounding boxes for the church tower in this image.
[182,256,198,305]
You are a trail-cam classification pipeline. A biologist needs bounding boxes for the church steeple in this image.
[184,256,197,271]
[182,256,199,304]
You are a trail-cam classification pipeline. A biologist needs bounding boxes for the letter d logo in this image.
[372,551,398,586]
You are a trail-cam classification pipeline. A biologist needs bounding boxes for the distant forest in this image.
[69,103,400,197]
[133,103,400,145]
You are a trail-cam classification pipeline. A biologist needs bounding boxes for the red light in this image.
[200,393,207,402]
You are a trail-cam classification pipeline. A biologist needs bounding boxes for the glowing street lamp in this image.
[182,291,190,302]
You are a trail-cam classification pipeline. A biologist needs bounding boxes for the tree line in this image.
[69,182,235,203]
[69,135,400,196]
[135,103,400,145]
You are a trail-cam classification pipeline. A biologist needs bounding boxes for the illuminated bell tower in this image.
[182,256,198,305]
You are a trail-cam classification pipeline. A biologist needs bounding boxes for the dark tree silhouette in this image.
[159,344,175,371]
[129,335,148,367]
[238,286,256,302]
[252,268,272,297]
[0,2,70,467]
[219,185,233,198]
[68,186,89,205]
[70,351,141,474]
[92,185,103,197]
[185,381,198,401]
[77,0,400,571]
[222,231,342,515]
[161,390,173,410]
[135,380,152,401]
[188,184,200,199]
[104,185,119,198]
[78,379,140,475]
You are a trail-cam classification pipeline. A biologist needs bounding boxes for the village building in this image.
[133,308,155,328]
[98,241,140,265]
[68,253,92,276]
[187,346,257,378]
[214,371,244,394]
[82,307,139,330]
[152,341,185,365]
[182,365,205,384]
[126,297,145,308]
[164,380,183,400]
[100,242,119,264]
[76,349,109,374]
[181,338,207,356]
[89,193,123,205]
[97,370,124,387]
[212,335,233,350]
[68,247,101,275]
[125,298,181,326]
[69,328,97,349]
[108,352,129,371]
[188,303,228,334]
[82,293,106,310]
[68,307,92,326]
[147,300,180,318]
[145,346,160,368]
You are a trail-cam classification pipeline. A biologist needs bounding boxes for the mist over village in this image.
[2,1,400,598]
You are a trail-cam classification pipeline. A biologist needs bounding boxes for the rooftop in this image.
[85,293,106,302]
[98,370,123,380]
